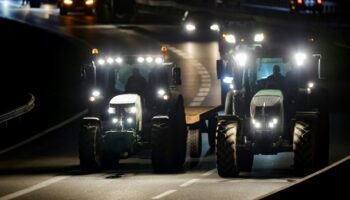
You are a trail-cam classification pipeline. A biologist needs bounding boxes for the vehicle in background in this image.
[290,0,323,13]
[218,17,265,58]
[57,0,95,15]
[181,10,221,38]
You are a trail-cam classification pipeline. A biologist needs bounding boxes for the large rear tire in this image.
[189,129,201,158]
[79,122,102,173]
[152,96,187,172]
[216,119,239,177]
[293,112,329,176]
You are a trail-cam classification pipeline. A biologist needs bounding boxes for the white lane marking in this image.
[151,190,177,199]
[0,176,69,200]
[0,110,87,155]
[179,179,200,187]
[189,102,201,106]
[201,168,217,177]
[228,179,289,183]
[197,92,208,97]
[199,88,210,92]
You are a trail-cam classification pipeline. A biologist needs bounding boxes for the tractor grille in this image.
[251,96,282,107]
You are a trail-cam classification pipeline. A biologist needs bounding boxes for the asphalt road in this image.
[0,1,349,199]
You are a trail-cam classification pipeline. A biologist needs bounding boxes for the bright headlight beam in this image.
[146,57,153,63]
[185,23,196,32]
[137,57,144,63]
[295,52,307,67]
[210,24,219,31]
[112,118,118,123]
[224,34,236,44]
[223,76,233,84]
[234,52,248,67]
[308,82,314,88]
[115,57,123,64]
[127,117,133,123]
[254,33,264,42]
[97,59,105,65]
[155,57,163,64]
[92,90,100,97]
[107,57,114,64]
[157,89,166,96]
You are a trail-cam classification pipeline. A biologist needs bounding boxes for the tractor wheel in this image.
[189,129,202,158]
[152,96,187,172]
[79,122,102,173]
[208,116,217,150]
[293,112,329,176]
[216,119,239,177]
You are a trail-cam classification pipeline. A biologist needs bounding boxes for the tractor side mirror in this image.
[216,59,224,79]
[172,66,182,85]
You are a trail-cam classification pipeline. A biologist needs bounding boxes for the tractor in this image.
[79,47,187,173]
[216,44,329,177]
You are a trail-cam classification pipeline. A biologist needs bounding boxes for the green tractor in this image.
[79,48,187,173]
[216,45,329,177]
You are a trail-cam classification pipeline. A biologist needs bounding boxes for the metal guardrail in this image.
[0,93,35,124]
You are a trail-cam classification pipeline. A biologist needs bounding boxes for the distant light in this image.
[127,117,133,123]
[64,0,73,5]
[137,57,144,63]
[92,90,100,97]
[155,57,163,64]
[115,57,123,64]
[97,59,105,65]
[272,118,278,124]
[112,118,118,123]
[85,0,94,5]
[268,122,275,128]
[210,24,219,31]
[224,34,236,44]
[146,57,153,63]
[295,52,307,67]
[223,76,233,84]
[107,57,114,64]
[157,89,166,96]
[230,84,234,89]
[89,96,95,102]
[254,33,264,42]
[308,82,314,88]
[185,23,196,32]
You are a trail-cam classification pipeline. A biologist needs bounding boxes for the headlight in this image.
[106,57,114,64]
[108,107,115,114]
[89,90,101,102]
[129,106,137,114]
[157,89,166,96]
[234,52,248,67]
[85,0,93,5]
[146,56,153,63]
[126,117,133,124]
[223,76,233,84]
[268,118,278,129]
[97,58,105,65]
[210,24,219,31]
[254,33,264,42]
[223,34,236,44]
[137,57,145,63]
[252,119,261,129]
[308,82,314,88]
[92,90,101,97]
[185,23,196,32]
[155,57,163,64]
[295,52,307,67]
[115,57,123,64]
[112,118,118,124]
[63,0,73,5]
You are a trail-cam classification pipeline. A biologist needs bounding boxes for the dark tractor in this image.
[216,45,329,177]
[79,48,187,173]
